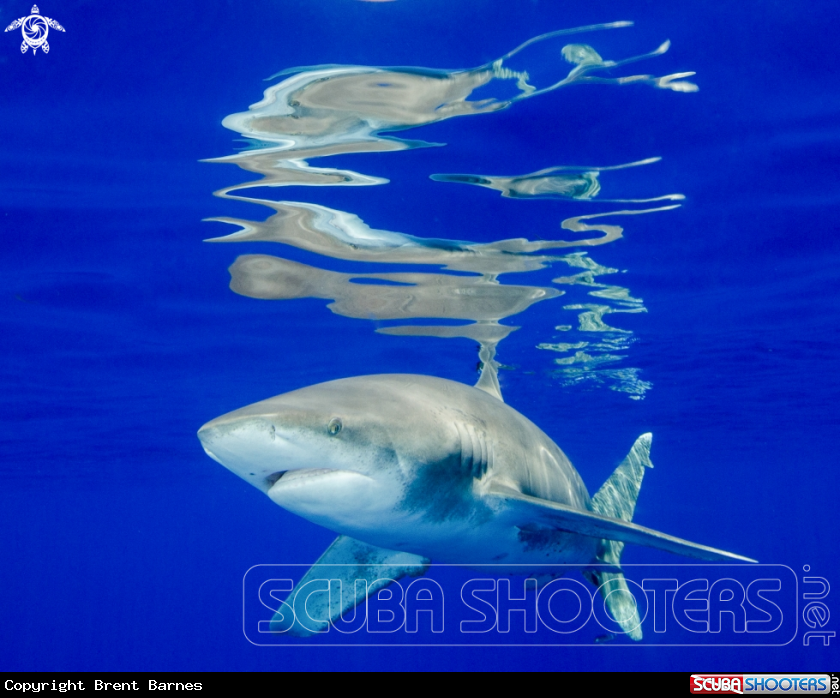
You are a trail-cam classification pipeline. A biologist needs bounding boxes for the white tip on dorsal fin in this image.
[474,339,504,401]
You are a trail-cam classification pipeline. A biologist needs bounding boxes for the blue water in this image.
[1,0,838,671]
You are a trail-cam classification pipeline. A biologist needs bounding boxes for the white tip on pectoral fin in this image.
[269,535,429,636]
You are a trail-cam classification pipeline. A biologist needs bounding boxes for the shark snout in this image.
[198,416,263,453]
[197,421,231,465]
[197,415,288,491]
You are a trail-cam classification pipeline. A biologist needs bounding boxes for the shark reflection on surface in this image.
[203,22,696,398]
[431,158,685,204]
[206,22,696,202]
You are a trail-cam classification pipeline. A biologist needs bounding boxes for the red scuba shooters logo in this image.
[691,676,743,694]
[690,675,832,694]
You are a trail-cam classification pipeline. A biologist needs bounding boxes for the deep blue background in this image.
[1,0,838,671]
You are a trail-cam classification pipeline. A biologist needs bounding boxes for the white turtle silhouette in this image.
[5,5,64,55]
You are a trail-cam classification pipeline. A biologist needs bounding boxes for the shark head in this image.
[197,375,470,537]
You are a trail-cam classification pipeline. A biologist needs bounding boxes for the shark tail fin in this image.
[585,432,653,641]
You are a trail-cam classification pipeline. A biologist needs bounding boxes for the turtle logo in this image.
[5,5,64,54]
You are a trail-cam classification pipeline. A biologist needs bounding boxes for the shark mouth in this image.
[266,468,341,488]
[266,471,287,487]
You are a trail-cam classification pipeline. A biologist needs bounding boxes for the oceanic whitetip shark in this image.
[198,374,755,640]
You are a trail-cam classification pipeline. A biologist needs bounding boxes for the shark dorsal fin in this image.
[474,366,503,402]
[475,339,504,401]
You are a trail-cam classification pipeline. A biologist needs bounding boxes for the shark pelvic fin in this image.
[269,535,429,636]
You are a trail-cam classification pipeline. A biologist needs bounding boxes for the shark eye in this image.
[328,418,342,436]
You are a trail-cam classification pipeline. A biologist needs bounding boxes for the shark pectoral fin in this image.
[486,483,757,563]
[270,535,430,637]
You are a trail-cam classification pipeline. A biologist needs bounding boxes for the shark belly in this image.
[268,464,599,570]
